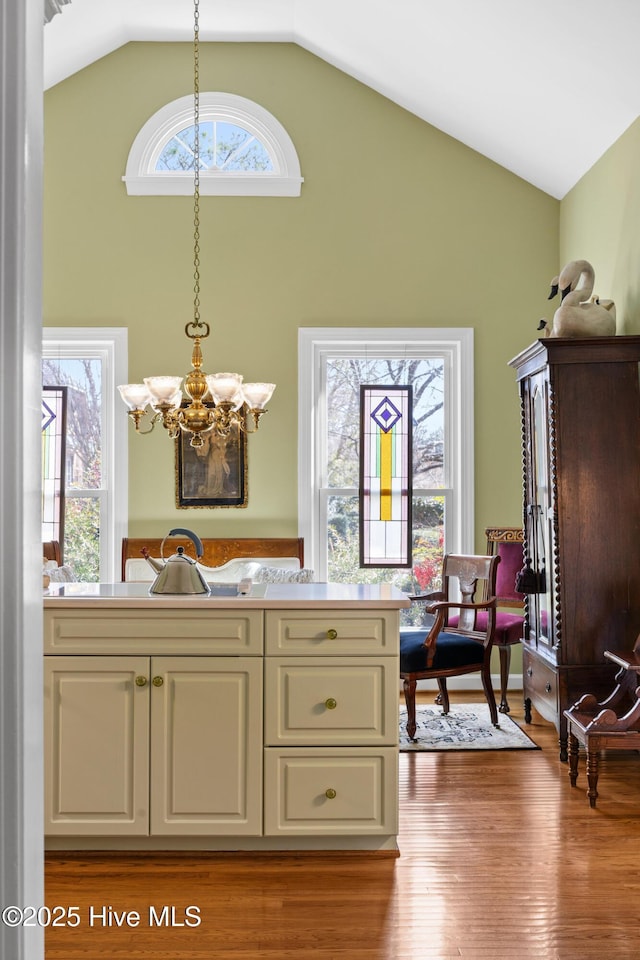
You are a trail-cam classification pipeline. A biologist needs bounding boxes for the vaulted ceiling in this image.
[44,0,640,199]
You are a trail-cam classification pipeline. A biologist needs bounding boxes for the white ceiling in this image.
[43,0,640,199]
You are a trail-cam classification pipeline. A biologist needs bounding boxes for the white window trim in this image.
[123,92,303,197]
[298,327,474,579]
[42,327,128,582]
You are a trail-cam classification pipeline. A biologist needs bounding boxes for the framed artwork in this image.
[175,423,248,509]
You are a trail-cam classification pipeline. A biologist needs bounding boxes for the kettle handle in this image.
[161,527,205,561]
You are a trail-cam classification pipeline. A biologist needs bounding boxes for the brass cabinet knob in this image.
[135,676,148,687]
[545,682,552,694]
[324,697,337,710]
[326,628,338,640]
[325,788,337,800]
[526,666,533,677]
[152,676,164,687]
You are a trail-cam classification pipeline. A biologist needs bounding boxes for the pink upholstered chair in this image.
[482,527,525,713]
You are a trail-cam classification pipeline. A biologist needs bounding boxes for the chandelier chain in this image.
[117,0,275,447]
[192,0,201,329]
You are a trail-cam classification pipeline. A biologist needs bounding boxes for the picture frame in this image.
[175,423,248,509]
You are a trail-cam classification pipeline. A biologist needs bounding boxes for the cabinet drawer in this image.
[265,610,398,656]
[523,648,558,721]
[264,657,398,746]
[264,747,398,836]
[44,609,264,656]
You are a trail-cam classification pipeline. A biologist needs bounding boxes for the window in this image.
[42,328,128,582]
[298,328,474,598]
[123,92,303,197]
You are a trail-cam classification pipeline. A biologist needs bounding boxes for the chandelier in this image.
[117,0,275,448]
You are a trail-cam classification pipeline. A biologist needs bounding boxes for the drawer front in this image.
[523,648,558,722]
[265,610,398,656]
[44,609,264,656]
[264,657,398,746]
[264,747,398,836]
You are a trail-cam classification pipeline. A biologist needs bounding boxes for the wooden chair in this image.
[400,553,500,740]
[449,529,524,712]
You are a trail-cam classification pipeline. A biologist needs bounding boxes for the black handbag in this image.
[515,505,547,594]
[515,557,546,594]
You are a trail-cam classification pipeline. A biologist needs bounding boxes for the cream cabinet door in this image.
[149,657,263,835]
[44,656,150,836]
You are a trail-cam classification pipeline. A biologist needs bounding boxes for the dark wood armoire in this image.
[509,336,640,759]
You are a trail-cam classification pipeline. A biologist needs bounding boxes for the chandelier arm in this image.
[127,410,161,435]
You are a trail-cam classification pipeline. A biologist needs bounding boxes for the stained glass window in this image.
[359,385,413,567]
[42,386,67,551]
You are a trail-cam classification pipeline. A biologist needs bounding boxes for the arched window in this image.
[123,92,303,197]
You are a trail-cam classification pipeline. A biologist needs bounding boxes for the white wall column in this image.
[0,0,44,957]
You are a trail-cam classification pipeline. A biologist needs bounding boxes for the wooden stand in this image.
[564,645,640,807]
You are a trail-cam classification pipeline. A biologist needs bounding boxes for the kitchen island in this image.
[44,582,409,852]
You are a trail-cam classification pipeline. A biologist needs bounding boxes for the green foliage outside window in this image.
[43,358,102,581]
[64,497,100,582]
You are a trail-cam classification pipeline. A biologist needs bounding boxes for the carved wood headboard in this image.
[43,540,62,565]
[121,536,304,581]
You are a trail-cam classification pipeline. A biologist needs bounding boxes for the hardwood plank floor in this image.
[44,694,640,959]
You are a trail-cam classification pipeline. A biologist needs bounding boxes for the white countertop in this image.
[44,581,411,610]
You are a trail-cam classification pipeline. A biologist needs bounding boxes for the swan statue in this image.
[537,259,616,338]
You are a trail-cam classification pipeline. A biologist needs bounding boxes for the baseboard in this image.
[400,673,524,692]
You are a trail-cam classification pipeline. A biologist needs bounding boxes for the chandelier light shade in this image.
[117,0,275,448]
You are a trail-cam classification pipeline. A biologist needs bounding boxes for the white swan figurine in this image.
[537,259,616,338]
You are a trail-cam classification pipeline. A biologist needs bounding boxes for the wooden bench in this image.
[564,644,640,808]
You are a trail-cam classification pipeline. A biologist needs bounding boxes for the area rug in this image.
[399,702,540,751]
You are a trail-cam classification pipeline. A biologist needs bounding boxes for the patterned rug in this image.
[399,702,540,751]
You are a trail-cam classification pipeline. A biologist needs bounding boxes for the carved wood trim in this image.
[121,537,304,581]
[485,527,524,544]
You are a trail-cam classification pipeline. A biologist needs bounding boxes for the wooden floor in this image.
[45,693,640,959]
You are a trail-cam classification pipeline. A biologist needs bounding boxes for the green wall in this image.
[560,117,640,332]
[43,41,559,545]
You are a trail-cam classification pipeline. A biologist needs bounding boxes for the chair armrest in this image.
[419,597,498,667]
[408,590,446,603]
[428,597,497,612]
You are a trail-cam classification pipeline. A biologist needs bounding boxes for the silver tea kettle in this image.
[143,527,210,596]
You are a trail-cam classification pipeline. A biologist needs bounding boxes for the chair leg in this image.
[498,645,512,713]
[586,748,599,808]
[403,677,418,740]
[568,732,579,787]
[481,666,499,727]
[437,678,450,714]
